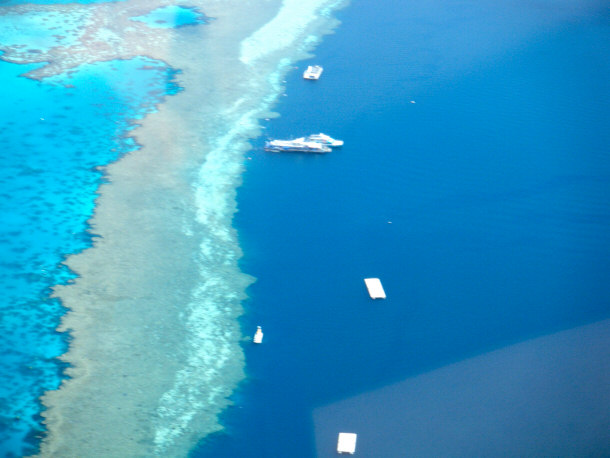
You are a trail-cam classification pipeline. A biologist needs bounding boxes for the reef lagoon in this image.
[0,0,346,455]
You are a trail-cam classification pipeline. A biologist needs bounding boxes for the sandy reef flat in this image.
[1,0,345,456]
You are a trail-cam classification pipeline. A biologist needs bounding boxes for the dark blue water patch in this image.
[193,0,610,456]
[0,57,181,457]
[130,5,208,29]
[314,321,610,457]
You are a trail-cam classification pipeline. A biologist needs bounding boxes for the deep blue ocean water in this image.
[0,57,180,456]
[194,0,609,456]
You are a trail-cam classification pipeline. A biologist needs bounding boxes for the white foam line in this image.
[153,0,347,450]
[153,104,269,453]
[240,0,338,65]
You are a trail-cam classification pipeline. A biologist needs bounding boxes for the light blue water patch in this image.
[0,57,180,457]
[130,5,207,29]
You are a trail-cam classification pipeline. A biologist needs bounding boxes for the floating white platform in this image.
[337,432,357,454]
[364,278,386,299]
[253,326,263,344]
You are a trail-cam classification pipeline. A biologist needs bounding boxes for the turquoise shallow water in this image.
[0,57,180,456]
[195,0,610,456]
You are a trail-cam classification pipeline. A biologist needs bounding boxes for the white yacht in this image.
[306,133,344,147]
[253,326,263,344]
[303,65,323,80]
[264,138,331,153]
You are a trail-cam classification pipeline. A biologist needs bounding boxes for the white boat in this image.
[303,65,323,80]
[306,133,344,147]
[264,138,331,154]
[253,326,263,344]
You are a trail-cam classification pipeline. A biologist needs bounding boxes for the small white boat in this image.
[253,326,263,344]
[303,65,323,80]
[264,138,331,153]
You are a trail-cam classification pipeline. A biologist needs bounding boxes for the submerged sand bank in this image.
[0,0,346,456]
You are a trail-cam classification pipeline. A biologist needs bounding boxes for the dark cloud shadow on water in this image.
[314,320,610,457]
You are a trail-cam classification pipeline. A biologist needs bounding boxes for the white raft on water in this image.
[337,432,357,454]
[253,326,263,344]
[364,278,386,299]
